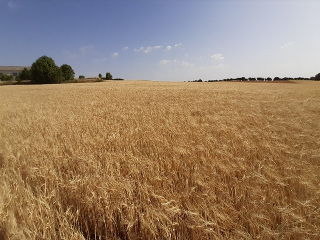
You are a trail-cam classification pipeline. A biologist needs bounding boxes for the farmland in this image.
[0,80,319,239]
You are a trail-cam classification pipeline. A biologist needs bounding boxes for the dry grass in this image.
[0,80,319,240]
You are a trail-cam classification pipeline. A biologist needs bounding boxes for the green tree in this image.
[31,56,63,84]
[98,73,102,78]
[1,74,6,81]
[19,68,31,80]
[60,64,75,81]
[106,72,113,80]
[315,73,320,81]
[0,74,14,81]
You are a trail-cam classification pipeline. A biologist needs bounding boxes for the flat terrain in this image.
[0,81,319,239]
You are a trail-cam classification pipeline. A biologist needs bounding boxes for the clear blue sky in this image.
[1,0,319,81]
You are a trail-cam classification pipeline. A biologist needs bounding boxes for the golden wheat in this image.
[0,80,319,239]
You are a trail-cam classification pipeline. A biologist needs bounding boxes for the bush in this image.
[31,56,63,84]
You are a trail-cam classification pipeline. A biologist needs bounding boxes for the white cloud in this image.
[144,47,153,53]
[211,54,224,61]
[134,47,145,52]
[174,43,182,47]
[281,42,294,49]
[134,45,162,54]
[159,59,171,65]
[165,46,172,51]
[123,47,128,51]
[112,52,119,58]
[181,61,195,67]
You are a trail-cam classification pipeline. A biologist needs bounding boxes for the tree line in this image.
[189,74,320,82]
[15,56,75,84]
[2,55,319,83]
[6,55,116,84]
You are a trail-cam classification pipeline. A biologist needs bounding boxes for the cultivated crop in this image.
[0,81,319,239]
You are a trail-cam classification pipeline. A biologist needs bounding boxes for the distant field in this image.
[0,81,319,239]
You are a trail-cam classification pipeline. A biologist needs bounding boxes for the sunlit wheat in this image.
[0,80,319,239]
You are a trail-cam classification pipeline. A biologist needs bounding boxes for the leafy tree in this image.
[30,56,63,84]
[1,74,13,81]
[98,73,102,78]
[315,73,320,81]
[79,75,85,79]
[19,68,31,80]
[60,64,75,81]
[106,72,112,80]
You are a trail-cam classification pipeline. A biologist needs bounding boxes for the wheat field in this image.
[0,80,319,240]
